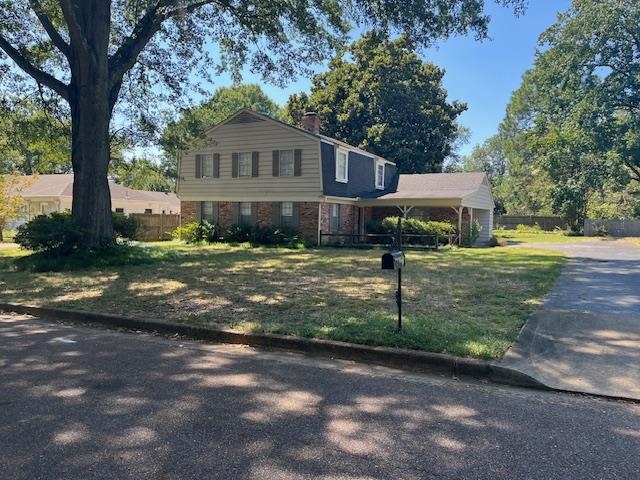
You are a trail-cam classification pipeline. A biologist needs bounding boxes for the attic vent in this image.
[228,111,265,124]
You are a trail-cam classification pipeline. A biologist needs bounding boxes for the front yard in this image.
[0,243,565,359]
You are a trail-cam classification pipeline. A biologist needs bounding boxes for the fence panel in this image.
[584,219,640,237]
[494,215,566,231]
[131,213,180,241]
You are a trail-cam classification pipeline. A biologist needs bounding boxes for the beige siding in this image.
[474,208,493,242]
[461,183,494,210]
[178,119,322,202]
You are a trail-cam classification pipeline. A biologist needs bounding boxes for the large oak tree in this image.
[0,0,524,247]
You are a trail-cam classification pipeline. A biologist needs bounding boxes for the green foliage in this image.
[173,221,302,247]
[110,157,174,192]
[489,0,640,226]
[515,224,542,233]
[283,32,466,173]
[369,216,455,245]
[16,212,141,254]
[469,219,482,245]
[111,213,139,240]
[13,245,178,272]
[15,212,85,255]
[172,221,221,244]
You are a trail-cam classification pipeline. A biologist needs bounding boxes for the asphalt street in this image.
[2,313,639,480]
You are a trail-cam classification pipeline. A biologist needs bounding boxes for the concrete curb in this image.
[0,302,549,391]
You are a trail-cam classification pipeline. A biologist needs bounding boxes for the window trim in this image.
[335,148,348,183]
[375,161,385,189]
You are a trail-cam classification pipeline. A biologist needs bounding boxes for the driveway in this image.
[2,314,640,480]
[502,240,640,400]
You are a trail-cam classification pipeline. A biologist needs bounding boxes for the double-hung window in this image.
[238,152,252,177]
[375,161,385,189]
[279,150,294,176]
[239,202,252,225]
[336,148,348,183]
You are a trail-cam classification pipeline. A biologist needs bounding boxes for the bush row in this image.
[366,216,456,245]
[172,221,302,247]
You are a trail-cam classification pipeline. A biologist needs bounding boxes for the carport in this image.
[358,173,495,245]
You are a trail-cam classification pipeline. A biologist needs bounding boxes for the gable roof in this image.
[199,108,396,165]
[17,174,180,206]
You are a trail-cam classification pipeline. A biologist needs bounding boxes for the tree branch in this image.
[58,0,86,54]
[625,159,640,183]
[0,34,69,101]
[108,1,214,89]
[29,0,72,61]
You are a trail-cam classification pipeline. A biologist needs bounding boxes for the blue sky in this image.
[205,0,572,157]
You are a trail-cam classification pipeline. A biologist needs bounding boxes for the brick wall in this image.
[298,202,319,244]
[219,202,234,225]
[181,201,197,224]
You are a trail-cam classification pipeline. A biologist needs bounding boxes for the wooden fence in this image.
[131,213,180,241]
[584,219,640,237]
[494,215,566,231]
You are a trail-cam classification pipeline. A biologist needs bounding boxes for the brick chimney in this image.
[301,111,320,134]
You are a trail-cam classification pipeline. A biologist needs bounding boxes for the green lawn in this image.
[0,242,565,360]
[494,228,599,244]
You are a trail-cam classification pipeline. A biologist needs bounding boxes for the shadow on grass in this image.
[0,244,566,359]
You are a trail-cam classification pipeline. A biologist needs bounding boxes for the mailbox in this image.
[381,250,405,270]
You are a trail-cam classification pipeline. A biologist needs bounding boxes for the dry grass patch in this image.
[0,243,565,359]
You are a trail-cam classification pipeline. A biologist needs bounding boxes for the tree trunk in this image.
[68,0,115,248]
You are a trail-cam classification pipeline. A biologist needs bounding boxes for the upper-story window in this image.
[238,152,252,177]
[195,153,219,178]
[336,148,348,183]
[279,150,294,176]
[273,149,302,177]
[375,161,385,189]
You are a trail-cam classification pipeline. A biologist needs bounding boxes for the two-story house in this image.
[177,109,495,245]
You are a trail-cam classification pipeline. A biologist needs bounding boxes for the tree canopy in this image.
[466,0,640,226]
[0,0,525,247]
[284,32,466,173]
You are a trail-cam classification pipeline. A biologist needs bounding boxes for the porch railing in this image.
[319,231,452,249]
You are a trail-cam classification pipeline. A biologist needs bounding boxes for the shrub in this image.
[171,221,222,244]
[112,213,138,239]
[592,224,609,237]
[16,211,145,254]
[225,224,252,243]
[469,219,482,245]
[15,212,86,255]
[371,216,456,245]
[515,223,542,232]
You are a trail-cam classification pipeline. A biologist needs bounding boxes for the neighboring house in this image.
[177,109,494,245]
[8,174,180,228]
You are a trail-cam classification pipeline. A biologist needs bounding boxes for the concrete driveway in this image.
[502,240,640,400]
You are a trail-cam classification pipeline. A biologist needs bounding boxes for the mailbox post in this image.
[381,218,405,331]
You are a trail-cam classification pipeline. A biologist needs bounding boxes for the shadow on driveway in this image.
[502,240,640,399]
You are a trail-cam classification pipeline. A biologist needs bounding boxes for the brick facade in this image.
[180,201,197,224]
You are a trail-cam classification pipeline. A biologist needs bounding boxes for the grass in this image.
[0,241,565,360]
[494,227,599,244]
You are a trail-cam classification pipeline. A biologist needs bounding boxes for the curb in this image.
[0,302,549,391]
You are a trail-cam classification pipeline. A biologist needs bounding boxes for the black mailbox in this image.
[381,250,405,270]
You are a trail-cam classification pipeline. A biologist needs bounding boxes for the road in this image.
[1,313,639,480]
